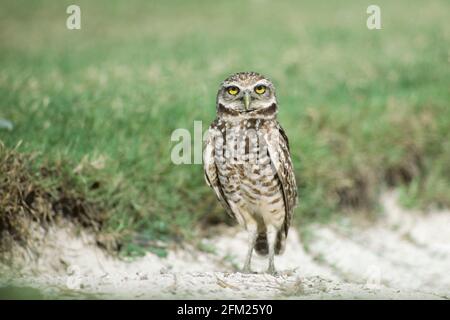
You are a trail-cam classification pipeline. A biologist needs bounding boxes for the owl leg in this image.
[243,223,257,273]
[266,225,277,275]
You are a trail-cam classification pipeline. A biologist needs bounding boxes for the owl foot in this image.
[266,263,277,276]
[241,265,253,274]
[266,269,278,276]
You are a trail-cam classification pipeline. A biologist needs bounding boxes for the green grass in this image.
[0,0,449,253]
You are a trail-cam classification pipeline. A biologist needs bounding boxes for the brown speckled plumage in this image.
[203,72,298,274]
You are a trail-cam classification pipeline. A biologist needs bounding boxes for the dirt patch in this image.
[1,192,449,299]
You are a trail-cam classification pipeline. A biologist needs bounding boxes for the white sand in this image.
[1,192,449,299]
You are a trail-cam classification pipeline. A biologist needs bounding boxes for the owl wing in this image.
[203,126,236,219]
[264,123,298,236]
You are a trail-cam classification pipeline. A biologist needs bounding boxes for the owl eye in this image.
[254,85,266,94]
[227,86,240,95]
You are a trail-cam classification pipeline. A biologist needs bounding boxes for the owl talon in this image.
[266,267,278,276]
[241,268,252,274]
[242,262,252,274]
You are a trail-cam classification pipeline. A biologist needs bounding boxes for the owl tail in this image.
[254,230,286,256]
[254,232,268,256]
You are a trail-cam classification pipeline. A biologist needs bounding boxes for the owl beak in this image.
[243,92,251,111]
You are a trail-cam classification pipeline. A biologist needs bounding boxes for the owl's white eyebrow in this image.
[224,83,241,88]
[253,81,269,87]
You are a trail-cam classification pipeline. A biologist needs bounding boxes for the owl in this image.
[203,71,298,274]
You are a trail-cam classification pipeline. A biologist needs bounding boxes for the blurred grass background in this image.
[0,0,449,255]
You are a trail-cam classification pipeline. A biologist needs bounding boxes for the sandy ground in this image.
[1,192,449,299]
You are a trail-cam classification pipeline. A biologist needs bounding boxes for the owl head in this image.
[216,72,277,116]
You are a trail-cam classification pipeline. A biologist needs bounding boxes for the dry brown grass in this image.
[0,143,117,258]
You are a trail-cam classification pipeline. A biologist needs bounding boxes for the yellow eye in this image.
[255,85,266,94]
[227,86,239,95]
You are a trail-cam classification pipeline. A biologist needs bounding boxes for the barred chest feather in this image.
[209,117,285,214]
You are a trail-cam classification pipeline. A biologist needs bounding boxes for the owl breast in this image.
[213,118,285,223]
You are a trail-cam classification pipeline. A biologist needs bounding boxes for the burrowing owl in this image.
[203,71,298,274]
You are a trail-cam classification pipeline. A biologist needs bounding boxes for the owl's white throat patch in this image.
[217,103,278,120]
